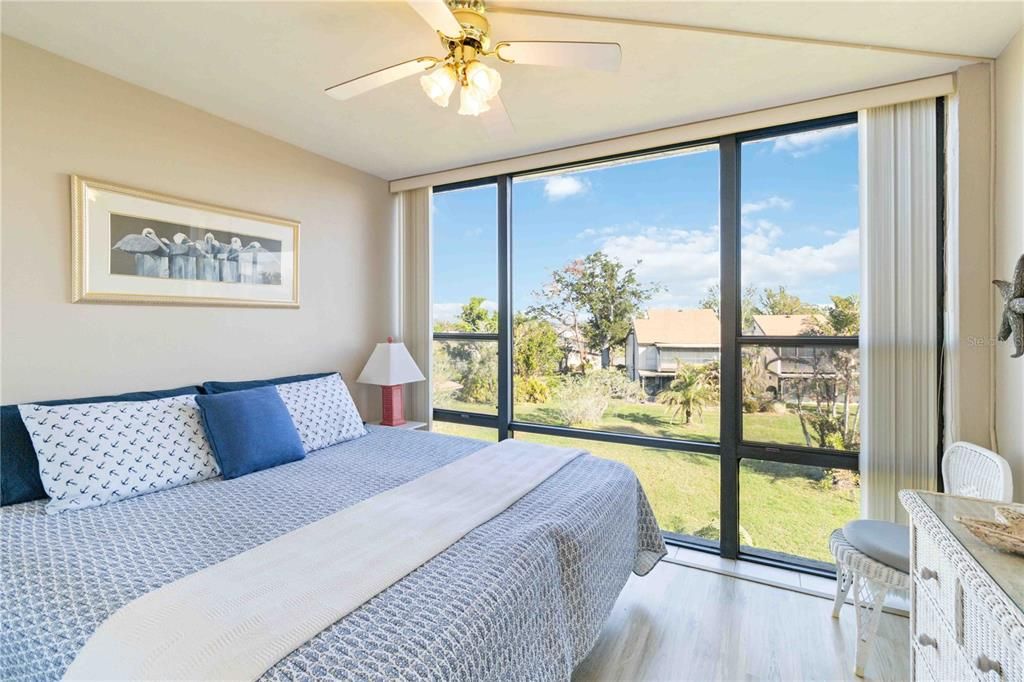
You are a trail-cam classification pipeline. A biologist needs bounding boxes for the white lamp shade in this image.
[357,341,425,386]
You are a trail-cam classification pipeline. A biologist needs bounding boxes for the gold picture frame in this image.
[72,175,300,307]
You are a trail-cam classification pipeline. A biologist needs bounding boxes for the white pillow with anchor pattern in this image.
[19,395,219,514]
[275,373,367,453]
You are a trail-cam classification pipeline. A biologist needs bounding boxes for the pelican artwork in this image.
[238,241,278,284]
[993,253,1024,358]
[166,233,197,280]
[112,227,168,277]
[218,237,243,283]
[194,233,220,282]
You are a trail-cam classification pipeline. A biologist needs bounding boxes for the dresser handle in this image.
[917,634,938,649]
[976,655,1002,675]
[918,567,938,581]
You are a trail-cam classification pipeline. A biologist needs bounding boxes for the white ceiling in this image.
[3,2,1020,181]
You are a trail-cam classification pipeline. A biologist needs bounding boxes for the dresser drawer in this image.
[962,591,1024,682]
[915,524,962,625]
[914,588,976,682]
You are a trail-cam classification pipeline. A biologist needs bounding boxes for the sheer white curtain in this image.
[859,99,939,523]
[397,188,432,425]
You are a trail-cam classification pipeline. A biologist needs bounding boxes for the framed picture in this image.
[72,175,299,307]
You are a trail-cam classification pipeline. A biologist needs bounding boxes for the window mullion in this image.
[497,175,512,441]
[719,134,742,561]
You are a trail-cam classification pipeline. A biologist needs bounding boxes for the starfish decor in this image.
[993,253,1024,358]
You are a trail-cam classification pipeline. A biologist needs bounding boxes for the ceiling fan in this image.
[323,0,621,129]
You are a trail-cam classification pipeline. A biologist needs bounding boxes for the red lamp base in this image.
[380,384,406,426]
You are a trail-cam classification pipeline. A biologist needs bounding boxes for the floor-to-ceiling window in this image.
[733,119,861,565]
[431,181,500,440]
[431,112,904,572]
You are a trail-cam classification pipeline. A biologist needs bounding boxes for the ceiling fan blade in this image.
[325,58,436,101]
[408,0,462,37]
[495,41,621,72]
[481,93,515,138]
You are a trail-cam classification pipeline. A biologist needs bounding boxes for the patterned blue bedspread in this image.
[1,428,666,681]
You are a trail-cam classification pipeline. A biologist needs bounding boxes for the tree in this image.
[657,364,713,425]
[532,252,659,371]
[529,261,589,373]
[758,286,815,316]
[432,296,497,334]
[512,314,562,378]
[741,349,773,412]
[699,360,721,405]
[819,295,860,335]
[432,297,498,407]
[700,284,760,331]
[457,296,498,333]
[576,252,659,368]
[792,295,861,450]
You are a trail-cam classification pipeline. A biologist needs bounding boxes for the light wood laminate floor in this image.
[574,559,910,682]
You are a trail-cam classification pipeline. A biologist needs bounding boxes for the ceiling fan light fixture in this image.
[457,84,491,116]
[465,60,501,101]
[419,64,457,107]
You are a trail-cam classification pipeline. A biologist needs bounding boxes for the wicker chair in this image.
[941,441,1013,501]
[830,441,1013,677]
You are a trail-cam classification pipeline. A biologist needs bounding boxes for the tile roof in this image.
[632,308,720,346]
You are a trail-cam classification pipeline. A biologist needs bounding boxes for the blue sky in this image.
[432,123,859,322]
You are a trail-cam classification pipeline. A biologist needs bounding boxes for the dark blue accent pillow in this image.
[195,386,305,480]
[202,372,335,395]
[1,385,202,506]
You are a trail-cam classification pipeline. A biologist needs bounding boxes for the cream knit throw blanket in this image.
[64,439,583,681]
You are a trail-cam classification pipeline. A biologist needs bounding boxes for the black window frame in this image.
[431,104,945,577]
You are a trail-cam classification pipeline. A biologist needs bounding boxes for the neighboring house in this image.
[749,314,833,399]
[625,308,720,395]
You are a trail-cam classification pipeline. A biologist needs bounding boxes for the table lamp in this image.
[356,337,426,426]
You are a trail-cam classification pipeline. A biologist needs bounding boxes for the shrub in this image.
[553,375,610,426]
[586,368,646,403]
[515,376,550,404]
[458,366,497,405]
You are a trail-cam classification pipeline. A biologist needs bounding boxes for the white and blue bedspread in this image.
[1,427,666,681]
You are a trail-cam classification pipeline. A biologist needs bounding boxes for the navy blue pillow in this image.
[202,372,335,395]
[1,385,202,506]
[195,386,305,480]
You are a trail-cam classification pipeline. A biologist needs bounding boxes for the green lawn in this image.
[432,398,858,563]
[435,395,823,447]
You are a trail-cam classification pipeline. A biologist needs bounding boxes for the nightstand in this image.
[367,420,427,431]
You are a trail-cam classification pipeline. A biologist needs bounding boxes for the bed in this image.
[1,426,666,681]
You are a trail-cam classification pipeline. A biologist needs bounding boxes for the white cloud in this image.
[590,221,859,308]
[433,299,497,323]
[543,175,589,201]
[741,195,793,215]
[599,226,721,308]
[576,225,620,240]
[772,124,856,158]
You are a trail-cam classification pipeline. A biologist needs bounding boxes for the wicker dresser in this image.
[901,491,1023,682]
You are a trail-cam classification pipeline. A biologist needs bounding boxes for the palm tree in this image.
[657,364,712,425]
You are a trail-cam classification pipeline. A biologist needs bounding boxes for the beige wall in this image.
[1,37,393,419]
[994,27,1024,501]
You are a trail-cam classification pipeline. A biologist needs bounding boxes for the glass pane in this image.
[432,185,498,331]
[740,123,859,336]
[741,344,860,451]
[430,422,498,442]
[511,145,721,443]
[740,460,859,564]
[432,339,498,415]
[513,431,720,541]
